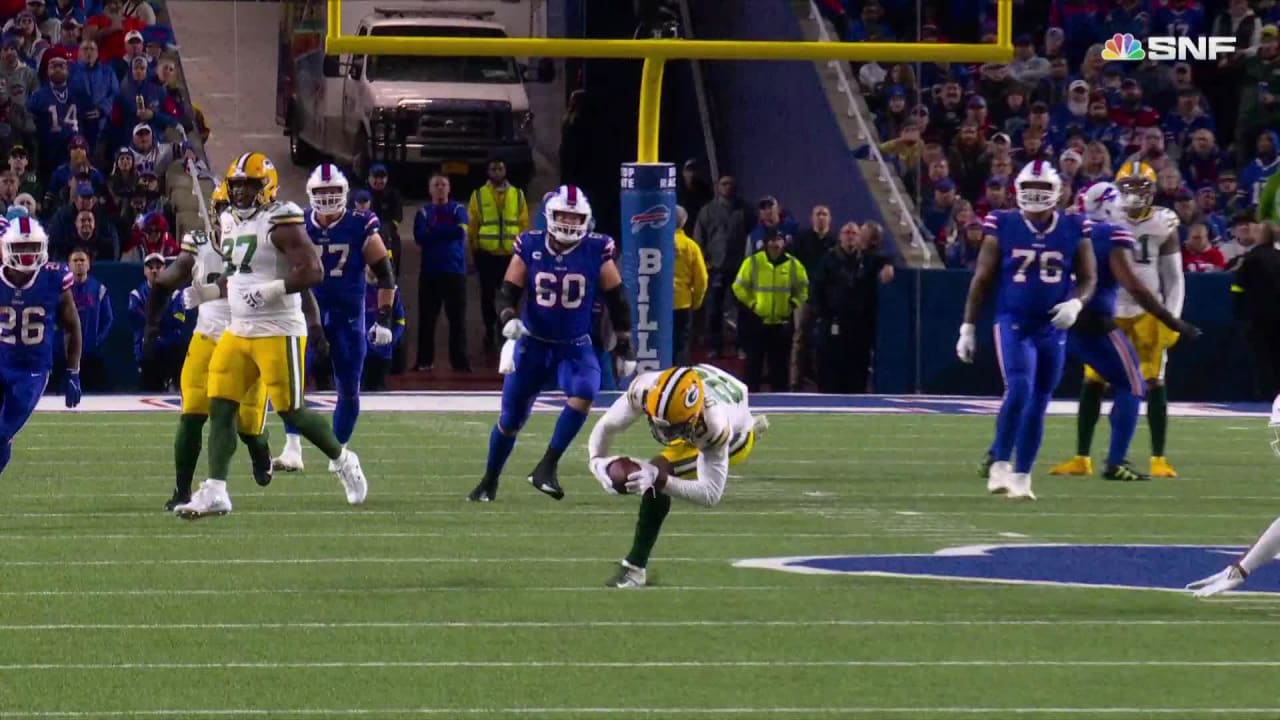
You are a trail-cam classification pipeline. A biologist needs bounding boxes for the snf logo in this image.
[1101,32,1237,62]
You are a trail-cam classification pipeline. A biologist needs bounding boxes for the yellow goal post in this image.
[325,0,1012,163]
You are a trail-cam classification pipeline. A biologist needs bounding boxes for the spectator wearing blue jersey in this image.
[361,267,404,391]
[129,251,184,391]
[1240,130,1280,208]
[413,173,471,372]
[58,247,110,390]
[29,52,92,180]
[74,39,114,140]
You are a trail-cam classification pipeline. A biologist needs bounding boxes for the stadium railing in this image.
[805,0,931,266]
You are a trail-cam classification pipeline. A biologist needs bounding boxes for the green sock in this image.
[238,429,271,466]
[174,413,207,495]
[624,492,672,569]
[206,399,239,481]
[1077,382,1104,457]
[278,408,343,460]
[1148,384,1168,456]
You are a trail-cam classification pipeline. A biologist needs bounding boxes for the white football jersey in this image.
[1115,206,1180,319]
[221,201,307,337]
[623,364,753,452]
[181,231,231,340]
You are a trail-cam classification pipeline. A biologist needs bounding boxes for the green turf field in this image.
[4,410,1280,719]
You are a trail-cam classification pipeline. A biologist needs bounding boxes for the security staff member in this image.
[732,226,808,392]
[673,205,708,365]
[1233,222,1280,398]
[468,158,529,352]
[807,221,894,394]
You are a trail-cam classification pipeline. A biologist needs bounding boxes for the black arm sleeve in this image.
[370,254,395,290]
[603,284,631,332]
[497,280,523,324]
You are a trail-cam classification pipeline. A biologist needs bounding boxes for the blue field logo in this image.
[735,544,1280,594]
[629,205,671,234]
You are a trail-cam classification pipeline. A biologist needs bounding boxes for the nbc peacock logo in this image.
[1102,33,1146,61]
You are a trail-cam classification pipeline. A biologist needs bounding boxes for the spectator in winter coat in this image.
[74,39,115,137]
[0,39,35,97]
[1111,79,1162,155]
[947,220,985,269]
[111,55,173,140]
[746,196,799,255]
[921,178,958,238]
[792,204,836,277]
[47,134,104,206]
[877,85,910,141]
[975,175,1014,216]
[1085,95,1124,159]
[412,173,470,372]
[1154,0,1206,38]
[60,248,112,390]
[1050,0,1102,66]
[992,84,1029,137]
[1155,167,1187,209]
[154,55,190,132]
[49,182,114,257]
[1240,130,1280,207]
[693,174,748,357]
[1180,128,1229,189]
[1103,0,1152,39]
[1183,222,1227,271]
[948,123,989,201]
[86,0,146,64]
[1196,185,1229,240]
[8,144,36,198]
[1162,88,1215,161]
[129,252,186,391]
[1055,79,1092,131]
[1124,127,1171,174]
[28,54,93,178]
[1220,210,1258,269]
[1009,33,1050,87]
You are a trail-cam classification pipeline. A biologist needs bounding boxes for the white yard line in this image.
[0,586,796,597]
[0,509,1270,519]
[3,709,1280,717]
[0,557,718,567]
[3,660,1280,670]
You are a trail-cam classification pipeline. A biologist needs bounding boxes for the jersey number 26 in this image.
[0,306,45,346]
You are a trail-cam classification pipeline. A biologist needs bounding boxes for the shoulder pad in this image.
[1156,207,1180,232]
[268,201,306,223]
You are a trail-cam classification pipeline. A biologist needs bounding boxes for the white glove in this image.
[367,323,393,347]
[502,318,528,340]
[1049,298,1084,330]
[498,337,519,374]
[589,456,622,495]
[182,282,221,309]
[617,357,637,378]
[1185,564,1246,598]
[181,286,200,310]
[624,461,661,496]
[240,280,286,310]
[956,323,976,363]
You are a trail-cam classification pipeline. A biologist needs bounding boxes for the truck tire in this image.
[288,108,318,167]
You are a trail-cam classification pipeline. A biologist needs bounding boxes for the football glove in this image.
[625,461,661,496]
[183,282,221,310]
[498,338,518,374]
[64,370,81,408]
[956,323,976,363]
[501,318,528,340]
[240,280,286,310]
[1049,298,1083,329]
[589,456,622,495]
[1186,564,1247,598]
[614,334,637,379]
[368,324,393,347]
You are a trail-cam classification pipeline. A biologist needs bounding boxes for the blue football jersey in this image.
[306,208,381,316]
[984,209,1086,327]
[516,230,617,343]
[0,263,72,372]
[1084,220,1135,318]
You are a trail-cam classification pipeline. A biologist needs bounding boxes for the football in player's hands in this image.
[607,457,642,494]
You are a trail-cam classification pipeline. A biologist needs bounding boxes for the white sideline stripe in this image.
[5,709,1280,718]
[0,619,1276,631]
[6,660,1280,670]
[0,586,795,597]
[13,491,1280,501]
[0,557,716,567]
[2,509,1272,519]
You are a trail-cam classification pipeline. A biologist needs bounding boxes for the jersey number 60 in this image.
[533,272,586,309]
[1011,249,1065,284]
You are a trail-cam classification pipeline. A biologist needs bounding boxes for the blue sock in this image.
[485,425,517,479]
[0,440,12,476]
[1106,390,1141,467]
[333,393,360,445]
[1013,389,1053,474]
[545,405,589,464]
[283,419,299,435]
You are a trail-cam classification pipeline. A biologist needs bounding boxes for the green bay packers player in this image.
[175,152,366,519]
[1051,161,1186,480]
[588,364,768,588]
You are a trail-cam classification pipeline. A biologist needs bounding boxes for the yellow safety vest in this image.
[733,251,809,325]
[475,184,524,255]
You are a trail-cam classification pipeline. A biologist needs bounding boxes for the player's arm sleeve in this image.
[663,441,729,507]
[60,289,82,372]
[587,391,644,460]
[603,283,631,333]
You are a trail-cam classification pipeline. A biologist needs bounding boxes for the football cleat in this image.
[250,446,273,487]
[978,452,994,479]
[751,414,770,440]
[1186,563,1247,598]
[1004,472,1036,501]
[987,460,1011,494]
[1150,456,1178,478]
[606,560,647,589]
[527,459,565,501]
[272,447,304,473]
[1103,462,1150,482]
[163,489,190,513]
[467,475,498,502]
[174,480,232,519]
[330,449,367,505]
[1049,455,1093,476]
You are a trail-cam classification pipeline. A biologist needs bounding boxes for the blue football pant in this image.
[989,321,1067,475]
[1070,328,1145,467]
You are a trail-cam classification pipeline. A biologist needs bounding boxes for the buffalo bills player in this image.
[274,164,396,471]
[1056,183,1201,482]
[469,185,635,502]
[0,217,82,477]
[957,161,1097,500]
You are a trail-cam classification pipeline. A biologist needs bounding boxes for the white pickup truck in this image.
[277,0,543,185]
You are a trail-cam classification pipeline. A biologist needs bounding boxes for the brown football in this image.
[607,457,643,494]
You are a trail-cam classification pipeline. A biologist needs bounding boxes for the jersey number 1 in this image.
[0,306,45,346]
[533,272,586,309]
[1011,249,1065,284]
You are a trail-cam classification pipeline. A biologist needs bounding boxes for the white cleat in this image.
[606,560,647,589]
[174,480,232,520]
[751,414,770,440]
[1004,472,1036,501]
[1186,564,1247,598]
[330,449,368,505]
[987,461,1011,494]
[272,447,305,473]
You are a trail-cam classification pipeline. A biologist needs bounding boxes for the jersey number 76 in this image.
[1011,249,1065,284]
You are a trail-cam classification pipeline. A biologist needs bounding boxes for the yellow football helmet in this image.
[644,366,706,443]
[1114,160,1157,218]
[224,152,279,211]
